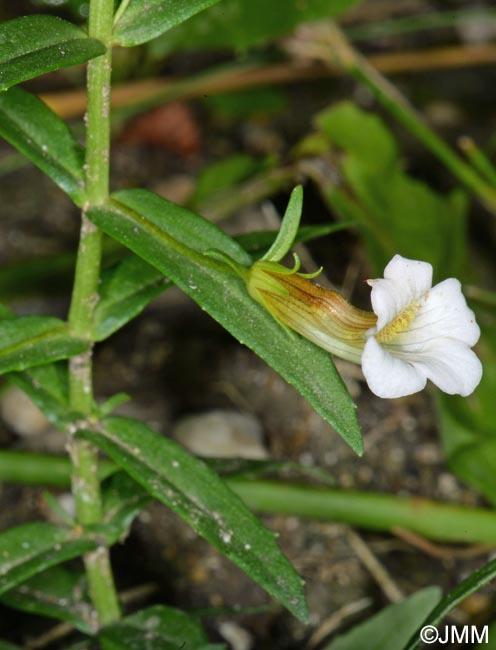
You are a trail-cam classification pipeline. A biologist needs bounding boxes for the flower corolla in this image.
[246,253,482,399]
[362,255,482,398]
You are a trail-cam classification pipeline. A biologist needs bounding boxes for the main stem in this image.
[67,0,120,626]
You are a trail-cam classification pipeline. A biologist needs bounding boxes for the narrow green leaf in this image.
[108,188,252,264]
[403,559,496,650]
[325,588,441,650]
[206,458,334,485]
[98,392,131,417]
[0,15,105,91]
[262,185,303,262]
[150,0,361,53]
[0,566,95,634]
[87,190,362,453]
[43,491,76,527]
[0,87,85,204]
[11,362,78,429]
[0,523,96,596]
[94,255,169,341]
[101,471,151,541]
[79,415,309,621]
[236,222,355,259]
[0,316,88,376]
[99,604,224,650]
[113,0,224,47]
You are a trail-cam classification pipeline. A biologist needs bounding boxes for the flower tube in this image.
[247,255,376,364]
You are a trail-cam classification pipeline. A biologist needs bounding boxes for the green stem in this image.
[3,450,496,546]
[229,479,496,546]
[326,23,496,214]
[85,0,113,206]
[0,450,115,487]
[458,136,496,187]
[67,0,120,625]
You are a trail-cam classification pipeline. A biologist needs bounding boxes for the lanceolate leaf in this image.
[324,587,441,650]
[235,222,355,259]
[79,416,309,622]
[0,566,95,634]
[88,190,362,454]
[403,558,496,650]
[107,189,252,265]
[94,255,169,341]
[99,605,225,650]
[114,0,224,47]
[0,15,105,91]
[102,471,151,540]
[262,185,303,262]
[0,523,96,596]
[11,363,78,429]
[151,0,361,53]
[0,316,87,375]
[206,457,335,485]
[0,88,85,204]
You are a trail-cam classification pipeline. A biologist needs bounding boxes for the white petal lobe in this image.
[412,279,480,346]
[368,255,433,331]
[410,338,483,396]
[362,337,426,398]
[383,255,433,295]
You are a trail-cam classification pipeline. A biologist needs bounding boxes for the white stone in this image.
[173,410,268,459]
[218,621,253,650]
[0,386,50,437]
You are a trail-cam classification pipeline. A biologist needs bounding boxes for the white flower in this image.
[362,255,482,398]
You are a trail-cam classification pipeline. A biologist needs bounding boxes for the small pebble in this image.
[218,621,253,650]
[0,386,50,437]
[173,410,269,459]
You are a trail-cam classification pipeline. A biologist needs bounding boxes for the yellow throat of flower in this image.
[375,301,421,343]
